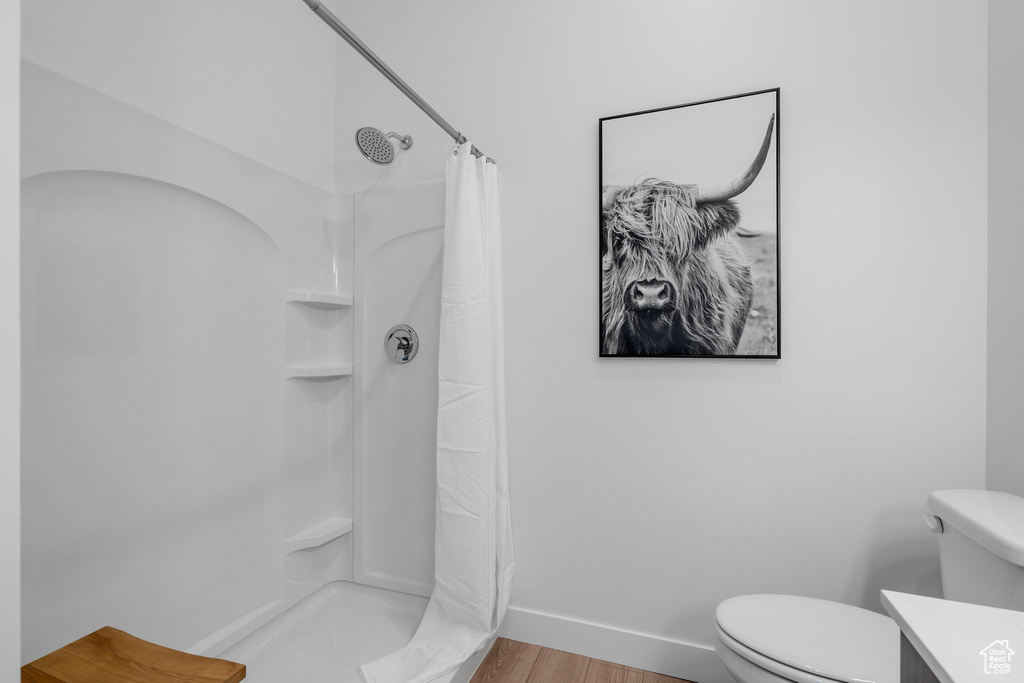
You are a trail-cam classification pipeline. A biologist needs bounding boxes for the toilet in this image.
[714,489,1024,683]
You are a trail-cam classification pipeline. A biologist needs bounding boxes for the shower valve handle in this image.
[385,325,419,364]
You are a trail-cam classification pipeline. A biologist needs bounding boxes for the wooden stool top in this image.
[22,626,246,683]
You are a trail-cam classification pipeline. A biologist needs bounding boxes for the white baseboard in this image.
[498,607,734,683]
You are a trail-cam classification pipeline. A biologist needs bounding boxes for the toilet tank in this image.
[927,490,1024,610]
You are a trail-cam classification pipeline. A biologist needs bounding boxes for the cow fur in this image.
[601,179,753,356]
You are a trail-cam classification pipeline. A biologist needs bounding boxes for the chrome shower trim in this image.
[355,127,413,165]
[386,132,413,150]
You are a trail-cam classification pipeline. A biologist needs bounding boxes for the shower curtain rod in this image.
[300,0,494,164]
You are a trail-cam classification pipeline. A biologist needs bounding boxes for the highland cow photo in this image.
[600,89,780,358]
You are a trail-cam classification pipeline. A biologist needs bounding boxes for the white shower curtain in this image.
[358,142,514,683]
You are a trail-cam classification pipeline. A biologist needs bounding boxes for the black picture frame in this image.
[599,88,781,359]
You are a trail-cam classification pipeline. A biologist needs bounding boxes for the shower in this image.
[20,1,505,681]
[355,127,412,165]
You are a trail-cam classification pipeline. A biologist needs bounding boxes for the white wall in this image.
[987,0,1024,498]
[330,0,989,658]
[22,0,339,192]
[1,1,20,680]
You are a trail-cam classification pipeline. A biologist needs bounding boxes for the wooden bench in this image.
[21,626,246,683]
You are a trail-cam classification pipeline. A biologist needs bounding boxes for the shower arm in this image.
[300,0,494,164]
[386,132,413,150]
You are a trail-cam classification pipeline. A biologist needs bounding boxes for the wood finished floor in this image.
[468,638,695,683]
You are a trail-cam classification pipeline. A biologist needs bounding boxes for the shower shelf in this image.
[285,517,354,554]
[285,289,353,309]
[285,362,353,379]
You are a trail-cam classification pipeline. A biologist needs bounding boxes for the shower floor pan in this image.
[221,581,464,683]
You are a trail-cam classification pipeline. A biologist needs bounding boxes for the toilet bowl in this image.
[715,490,1024,683]
[714,594,898,683]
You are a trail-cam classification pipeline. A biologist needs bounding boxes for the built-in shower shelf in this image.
[285,289,353,309]
[285,362,353,379]
[285,517,353,554]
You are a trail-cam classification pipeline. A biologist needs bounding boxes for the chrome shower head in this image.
[355,127,413,165]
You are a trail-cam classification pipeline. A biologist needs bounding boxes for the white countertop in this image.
[881,590,1024,683]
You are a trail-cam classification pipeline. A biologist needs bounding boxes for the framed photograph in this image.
[600,88,780,358]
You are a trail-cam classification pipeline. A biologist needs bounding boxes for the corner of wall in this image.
[987,0,1024,498]
[1,0,21,675]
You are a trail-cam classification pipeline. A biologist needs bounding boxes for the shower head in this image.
[355,127,413,165]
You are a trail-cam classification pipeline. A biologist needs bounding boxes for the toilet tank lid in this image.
[928,490,1024,566]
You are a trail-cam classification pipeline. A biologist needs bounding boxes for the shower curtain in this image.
[359,142,514,683]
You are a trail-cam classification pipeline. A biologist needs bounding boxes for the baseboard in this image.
[498,607,733,683]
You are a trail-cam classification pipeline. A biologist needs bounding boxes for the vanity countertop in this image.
[881,590,1024,682]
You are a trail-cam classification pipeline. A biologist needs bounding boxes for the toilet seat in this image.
[716,623,847,683]
[715,594,899,683]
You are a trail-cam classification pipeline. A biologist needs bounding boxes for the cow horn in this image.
[695,114,775,204]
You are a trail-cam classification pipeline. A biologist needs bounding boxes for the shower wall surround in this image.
[20,63,356,661]
[353,182,445,597]
[20,0,453,669]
